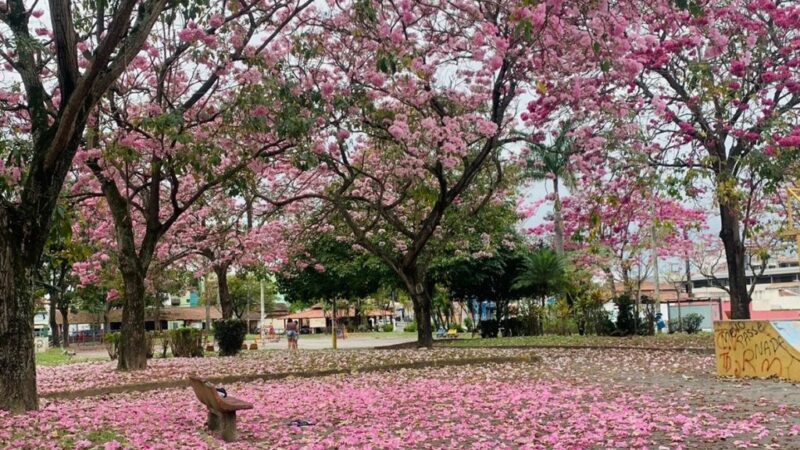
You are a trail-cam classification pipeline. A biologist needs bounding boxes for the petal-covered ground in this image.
[448,333,714,350]
[5,358,800,450]
[37,347,718,397]
[36,348,538,395]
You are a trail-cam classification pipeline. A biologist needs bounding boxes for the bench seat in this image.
[189,376,253,442]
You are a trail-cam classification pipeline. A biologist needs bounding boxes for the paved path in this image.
[68,334,418,359]
[254,333,416,350]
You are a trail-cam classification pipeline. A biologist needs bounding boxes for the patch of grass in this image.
[360,331,416,339]
[447,332,714,349]
[86,430,127,447]
[35,348,105,366]
[52,426,126,449]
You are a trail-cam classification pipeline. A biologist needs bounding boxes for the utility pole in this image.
[260,280,265,342]
[650,193,662,331]
[202,276,210,343]
[332,299,338,350]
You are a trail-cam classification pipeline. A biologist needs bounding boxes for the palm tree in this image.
[513,248,570,335]
[513,249,569,306]
[526,121,578,256]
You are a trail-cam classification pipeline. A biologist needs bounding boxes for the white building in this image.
[690,257,800,320]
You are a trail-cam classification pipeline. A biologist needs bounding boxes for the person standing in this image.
[286,319,299,350]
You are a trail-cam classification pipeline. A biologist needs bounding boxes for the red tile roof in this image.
[55,306,223,325]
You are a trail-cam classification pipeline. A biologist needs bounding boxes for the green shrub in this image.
[169,327,203,357]
[614,294,636,336]
[520,303,543,336]
[543,314,579,336]
[479,320,499,338]
[463,316,474,332]
[404,321,417,333]
[596,315,617,336]
[156,331,170,358]
[214,319,247,356]
[500,318,525,336]
[381,323,394,332]
[684,313,704,334]
[105,332,120,360]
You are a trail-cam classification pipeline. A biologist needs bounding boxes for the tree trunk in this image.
[685,258,693,297]
[411,292,434,348]
[719,196,750,319]
[0,0,169,413]
[49,294,60,348]
[58,307,70,349]
[621,267,633,297]
[103,304,111,334]
[552,177,565,256]
[118,270,148,371]
[0,212,38,412]
[603,267,617,297]
[399,267,433,348]
[215,265,233,319]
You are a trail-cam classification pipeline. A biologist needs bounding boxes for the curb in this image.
[434,342,715,354]
[41,355,540,400]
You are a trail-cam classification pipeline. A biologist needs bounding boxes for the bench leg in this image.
[220,411,238,442]
[207,410,220,431]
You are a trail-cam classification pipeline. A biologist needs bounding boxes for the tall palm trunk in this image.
[552,177,565,256]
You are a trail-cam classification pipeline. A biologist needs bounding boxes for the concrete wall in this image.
[714,320,800,381]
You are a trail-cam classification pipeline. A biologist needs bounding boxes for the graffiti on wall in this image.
[714,320,800,381]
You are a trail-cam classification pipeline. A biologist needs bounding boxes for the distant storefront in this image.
[276,303,394,333]
[55,306,223,333]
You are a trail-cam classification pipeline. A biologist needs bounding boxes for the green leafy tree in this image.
[228,274,275,320]
[278,236,395,318]
[429,245,529,324]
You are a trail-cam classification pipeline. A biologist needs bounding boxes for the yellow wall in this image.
[714,320,800,381]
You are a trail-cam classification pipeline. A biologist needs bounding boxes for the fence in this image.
[664,298,723,330]
[64,330,106,346]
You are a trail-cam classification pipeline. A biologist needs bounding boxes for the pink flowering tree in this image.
[523,162,707,298]
[73,1,317,370]
[0,0,177,412]
[260,0,606,347]
[170,191,291,319]
[593,0,800,318]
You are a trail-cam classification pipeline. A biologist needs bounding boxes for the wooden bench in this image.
[446,329,459,339]
[188,376,253,442]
